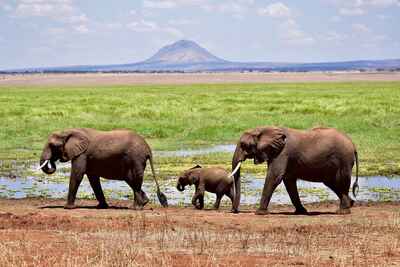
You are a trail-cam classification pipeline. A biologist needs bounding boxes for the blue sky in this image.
[0,0,399,69]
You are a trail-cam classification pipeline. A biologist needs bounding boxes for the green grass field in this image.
[0,82,399,176]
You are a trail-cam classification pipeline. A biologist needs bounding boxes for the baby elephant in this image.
[177,165,234,210]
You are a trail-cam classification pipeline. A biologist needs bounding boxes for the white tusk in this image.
[37,160,49,170]
[228,161,242,178]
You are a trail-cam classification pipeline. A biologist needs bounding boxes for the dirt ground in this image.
[1,71,400,86]
[0,198,399,266]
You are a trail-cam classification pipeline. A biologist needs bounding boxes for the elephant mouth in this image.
[254,157,265,165]
[176,184,185,192]
[40,159,57,174]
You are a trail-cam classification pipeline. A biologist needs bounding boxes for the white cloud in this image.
[352,23,370,33]
[168,18,197,25]
[332,0,400,16]
[322,31,347,44]
[280,19,315,45]
[47,27,65,35]
[127,19,158,32]
[143,0,205,9]
[13,0,91,35]
[363,0,400,8]
[143,0,252,19]
[67,14,88,24]
[339,7,365,15]
[127,19,183,38]
[105,22,123,30]
[74,24,89,34]
[15,0,74,18]
[258,2,291,18]
[143,0,176,9]
[198,1,251,19]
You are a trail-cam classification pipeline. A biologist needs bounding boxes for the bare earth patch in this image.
[1,72,400,86]
[0,198,399,266]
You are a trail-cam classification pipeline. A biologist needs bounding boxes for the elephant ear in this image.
[63,130,89,160]
[240,131,257,149]
[258,127,286,157]
[190,164,202,169]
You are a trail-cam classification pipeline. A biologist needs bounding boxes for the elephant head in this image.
[39,129,89,174]
[231,126,286,212]
[176,165,202,192]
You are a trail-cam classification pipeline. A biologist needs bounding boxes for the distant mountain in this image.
[144,40,225,64]
[2,40,400,73]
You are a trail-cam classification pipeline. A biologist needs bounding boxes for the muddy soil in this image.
[0,198,399,266]
[1,71,400,86]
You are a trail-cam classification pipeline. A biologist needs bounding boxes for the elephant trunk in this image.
[232,145,245,213]
[40,144,56,174]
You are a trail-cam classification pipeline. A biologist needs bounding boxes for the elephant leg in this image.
[88,175,108,209]
[65,157,86,209]
[283,179,308,215]
[226,187,235,209]
[126,166,149,210]
[213,193,223,210]
[256,167,284,215]
[192,193,204,209]
[324,172,352,214]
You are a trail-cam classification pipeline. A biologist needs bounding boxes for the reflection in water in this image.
[1,175,399,206]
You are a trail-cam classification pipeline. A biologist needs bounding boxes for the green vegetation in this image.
[0,82,399,176]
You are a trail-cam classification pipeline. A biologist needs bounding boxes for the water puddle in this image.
[0,145,399,207]
[1,174,399,207]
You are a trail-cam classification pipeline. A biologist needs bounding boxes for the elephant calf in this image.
[177,165,234,210]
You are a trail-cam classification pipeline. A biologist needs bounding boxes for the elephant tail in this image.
[147,154,168,207]
[352,150,359,198]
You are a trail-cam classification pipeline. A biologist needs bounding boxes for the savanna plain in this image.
[0,73,400,266]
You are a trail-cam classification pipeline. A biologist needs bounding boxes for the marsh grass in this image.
[0,82,399,176]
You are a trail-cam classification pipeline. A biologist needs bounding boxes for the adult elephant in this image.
[39,128,168,209]
[231,126,358,215]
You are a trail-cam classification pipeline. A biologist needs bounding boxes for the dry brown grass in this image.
[1,72,400,87]
[0,199,399,266]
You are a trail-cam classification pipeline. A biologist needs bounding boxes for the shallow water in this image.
[1,173,399,207]
[0,144,399,207]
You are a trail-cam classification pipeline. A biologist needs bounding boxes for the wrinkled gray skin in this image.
[40,128,162,210]
[232,126,359,215]
[177,165,234,210]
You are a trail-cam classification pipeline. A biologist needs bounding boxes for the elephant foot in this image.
[336,208,351,215]
[64,204,76,209]
[255,209,269,215]
[194,204,203,210]
[96,202,109,209]
[350,199,355,207]
[130,204,144,210]
[231,208,239,214]
[142,198,149,207]
[294,207,309,215]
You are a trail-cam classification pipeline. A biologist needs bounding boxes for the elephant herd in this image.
[39,126,359,215]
